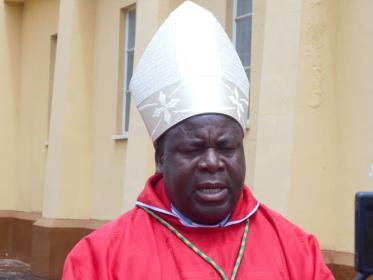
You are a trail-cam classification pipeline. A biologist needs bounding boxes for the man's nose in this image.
[198,148,224,172]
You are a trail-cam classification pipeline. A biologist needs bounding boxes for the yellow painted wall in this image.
[335,0,373,253]
[17,0,59,213]
[243,0,265,188]
[0,1,22,210]
[287,0,373,255]
[90,0,135,220]
[288,0,338,249]
[121,0,161,212]
[252,0,303,215]
[43,0,95,219]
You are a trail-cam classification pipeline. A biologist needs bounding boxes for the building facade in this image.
[1,0,372,279]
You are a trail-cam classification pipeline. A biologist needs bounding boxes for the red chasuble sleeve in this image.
[62,225,110,280]
[283,231,333,279]
[63,256,83,280]
[307,236,334,279]
[252,204,334,280]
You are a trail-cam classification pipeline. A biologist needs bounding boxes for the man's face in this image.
[156,114,246,225]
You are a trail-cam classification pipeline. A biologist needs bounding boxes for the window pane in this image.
[236,0,252,17]
[235,15,251,67]
[126,50,134,89]
[127,9,136,49]
[124,92,131,132]
[245,67,250,81]
[122,7,136,134]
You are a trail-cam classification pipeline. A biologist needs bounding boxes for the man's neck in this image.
[171,204,231,228]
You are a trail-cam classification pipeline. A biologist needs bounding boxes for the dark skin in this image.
[155,114,246,225]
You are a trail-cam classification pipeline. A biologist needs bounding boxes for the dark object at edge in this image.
[355,192,373,279]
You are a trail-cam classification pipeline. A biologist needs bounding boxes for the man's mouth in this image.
[195,183,228,202]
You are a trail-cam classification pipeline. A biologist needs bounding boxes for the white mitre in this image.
[129,1,249,141]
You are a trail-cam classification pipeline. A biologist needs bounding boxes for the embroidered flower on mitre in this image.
[228,88,248,122]
[152,91,180,124]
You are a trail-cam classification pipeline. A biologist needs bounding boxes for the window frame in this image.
[46,33,58,146]
[232,0,252,125]
[113,6,136,141]
[232,0,252,81]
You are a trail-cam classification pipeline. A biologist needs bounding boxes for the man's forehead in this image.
[165,114,243,139]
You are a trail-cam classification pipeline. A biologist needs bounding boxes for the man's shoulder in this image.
[254,204,334,279]
[257,203,310,235]
[62,207,151,279]
[255,203,321,251]
[88,208,131,235]
[67,207,146,256]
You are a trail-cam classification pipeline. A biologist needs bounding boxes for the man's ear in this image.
[154,143,164,174]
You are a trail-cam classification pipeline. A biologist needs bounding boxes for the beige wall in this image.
[242,0,265,189]
[288,0,338,249]
[43,0,95,219]
[0,1,22,211]
[18,0,59,213]
[252,0,303,215]
[335,0,373,253]
[121,0,165,212]
[0,0,59,212]
[90,0,135,220]
[2,0,373,262]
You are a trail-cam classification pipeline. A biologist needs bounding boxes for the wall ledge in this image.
[0,210,41,221]
[322,249,354,267]
[33,217,108,230]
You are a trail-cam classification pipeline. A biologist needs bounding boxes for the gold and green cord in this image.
[139,206,249,280]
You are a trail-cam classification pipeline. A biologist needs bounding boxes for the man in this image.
[63,2,334,279]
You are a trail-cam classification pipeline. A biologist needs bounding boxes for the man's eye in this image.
[179,147,200,153]
[221,146,236,151]
[219,146,237,154]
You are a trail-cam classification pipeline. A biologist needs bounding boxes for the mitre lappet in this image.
[129,1,250,141]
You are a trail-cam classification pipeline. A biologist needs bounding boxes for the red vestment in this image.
[63,174,334,279]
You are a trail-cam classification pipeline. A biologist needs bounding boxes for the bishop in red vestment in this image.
[63,115,334,280]
[63,2,335,279]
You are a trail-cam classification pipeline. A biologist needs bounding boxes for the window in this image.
[122,7,136,136]
[233,0,252,81]
[47,34,57,142]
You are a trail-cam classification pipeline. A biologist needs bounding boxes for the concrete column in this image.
[288,0,338,249]
[17,0,59,213]
[122,0,161,211]
[43,0,96,219]
[0,1,22,211]
[90,0,135,220]
[243,0,266,187]
[253,0,303,215]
